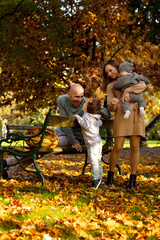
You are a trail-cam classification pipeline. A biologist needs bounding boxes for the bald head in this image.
[69,83,84,93]
[68,83,84,107]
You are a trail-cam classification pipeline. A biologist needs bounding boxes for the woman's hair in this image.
[87,99,101,114]
[102,59,119,92]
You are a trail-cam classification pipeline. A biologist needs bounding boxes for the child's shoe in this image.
[140,107,145,116]
[92,179,101,190]
[124,110,131,119]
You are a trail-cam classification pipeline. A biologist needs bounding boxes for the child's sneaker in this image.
[140,107,145,116]
[92,179,101,190]
[124,110,130,119]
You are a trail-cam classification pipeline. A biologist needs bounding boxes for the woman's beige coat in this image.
[107,81,147,138]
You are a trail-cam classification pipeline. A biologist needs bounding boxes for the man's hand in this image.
[122,91,131,103]
[72,142,83,152]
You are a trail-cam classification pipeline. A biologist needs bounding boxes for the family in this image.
[3,59,149,191]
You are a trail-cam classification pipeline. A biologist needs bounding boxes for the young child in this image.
[113,59,150,119]
[75,99,103,189]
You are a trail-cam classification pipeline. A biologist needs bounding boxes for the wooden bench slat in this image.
[49,114,113,129]
[49,115,79,127]
[7,115,113,130]
[7,125,39,130]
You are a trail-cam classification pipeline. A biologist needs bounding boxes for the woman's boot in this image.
[106,171,114,186]
[127,174,137,189]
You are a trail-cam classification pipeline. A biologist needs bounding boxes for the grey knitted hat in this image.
[119,59,133,73]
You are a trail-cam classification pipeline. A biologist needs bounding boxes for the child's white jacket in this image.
[75,112,102,146]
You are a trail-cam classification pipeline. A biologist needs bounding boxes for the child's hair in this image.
[87,99,101,114]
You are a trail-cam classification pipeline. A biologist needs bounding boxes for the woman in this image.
[102,59,147,190]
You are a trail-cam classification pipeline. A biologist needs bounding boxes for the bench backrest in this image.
[6,115,113,131]
[49,115,113,129]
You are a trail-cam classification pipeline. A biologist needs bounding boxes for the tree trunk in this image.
[140,114,160,147]
[145,114,160,138]
[92,36,96,61]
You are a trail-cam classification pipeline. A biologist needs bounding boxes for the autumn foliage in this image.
[0,0,159,115]
[0,148,160,239]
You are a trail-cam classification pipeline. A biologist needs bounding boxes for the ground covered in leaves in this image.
[0,147,160,240]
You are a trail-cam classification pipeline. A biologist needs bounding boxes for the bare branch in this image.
[111,47,123,59]
[0,0,25,20]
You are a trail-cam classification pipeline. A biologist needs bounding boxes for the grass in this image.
[1,137,160,148]
[102,139,160,148]
[0,140,28,147]
[124,139,160,148]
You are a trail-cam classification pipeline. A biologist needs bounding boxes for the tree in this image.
[0,0,72,112]
[0,0,159,116]
[145,114,160,139]
[140,114,160,147]
[127,0,160,45]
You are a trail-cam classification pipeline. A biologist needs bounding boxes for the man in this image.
[55,83,86,152]
[2,83,111,178]
[2,83,85,179]
[55,83,111,152]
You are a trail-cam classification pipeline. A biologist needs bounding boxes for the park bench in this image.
[0,108,121,188]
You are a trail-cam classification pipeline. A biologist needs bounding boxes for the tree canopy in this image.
[127,0,160,45]
[0,0,159,115]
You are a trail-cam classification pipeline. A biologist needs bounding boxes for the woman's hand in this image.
[111,98,120,105]
[122,91,131,103]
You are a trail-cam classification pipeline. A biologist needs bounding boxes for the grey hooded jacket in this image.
[75,112,102,146]
[113,73,149,93]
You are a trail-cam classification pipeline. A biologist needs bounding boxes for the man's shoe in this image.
[92,179,102,190]
[2,170,8,179]
[2,160,9,179]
